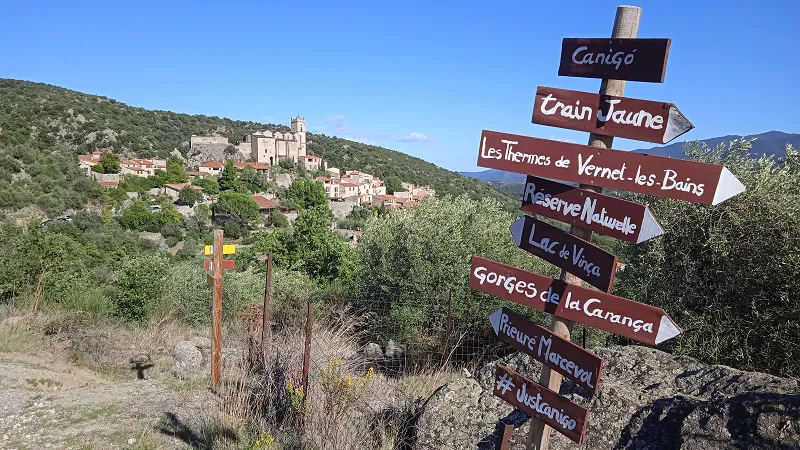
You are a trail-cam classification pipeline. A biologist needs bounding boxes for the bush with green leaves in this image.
[283,178,327,211]
[112,254,171,321]
[614,140,800,377]
[177,186,203,206]
[91,152,121,174]
[354,195,556,356]
[266,210,289,228]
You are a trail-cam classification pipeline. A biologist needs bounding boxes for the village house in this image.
[301,155,324,171]
[250,195,281,215]
[372,194,397,208]
[325,167,341,179]
[233,162,270,173]
[198,161,225,176]
[162,183,204,201]
[316,177,341,200]
[78,152,103,175]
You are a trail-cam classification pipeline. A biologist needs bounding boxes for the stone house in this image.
[162,183,204,201]
[199,161,225,176]
[301,155,324,171]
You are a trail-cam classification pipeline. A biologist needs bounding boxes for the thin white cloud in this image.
[395,132,431,143]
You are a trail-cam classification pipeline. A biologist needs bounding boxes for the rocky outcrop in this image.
[414,346,800,450]
[170,341,204,380]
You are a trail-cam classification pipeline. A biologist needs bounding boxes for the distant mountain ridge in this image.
[461,131,800,184]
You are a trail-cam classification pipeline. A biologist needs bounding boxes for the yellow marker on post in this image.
[204,244,236,255]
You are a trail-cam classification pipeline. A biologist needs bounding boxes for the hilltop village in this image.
[76,117,437,232]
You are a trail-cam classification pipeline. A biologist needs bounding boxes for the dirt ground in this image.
[0,349,217,450]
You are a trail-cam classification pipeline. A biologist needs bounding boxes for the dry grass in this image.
[204,305,462,450]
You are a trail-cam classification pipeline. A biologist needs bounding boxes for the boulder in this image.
[170,341,204,380]
[414,346,800,450]
[363,343,383,359]
[385,340,405,358]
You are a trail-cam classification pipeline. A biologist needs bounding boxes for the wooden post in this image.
[211,229,224,388]
[301,301,314,402]
[526,5,641,450]
[261,253,273,352]
[498,423,515,450]
[441,289,453,366]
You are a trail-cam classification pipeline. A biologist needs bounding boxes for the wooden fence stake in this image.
[526,5,641,450]
[261,253,272,353]
[301,301,314,405]
[211,229,224,388]
[498,423,515,450]
[441,289,453,366]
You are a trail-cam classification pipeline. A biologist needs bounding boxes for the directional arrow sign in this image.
[559,38,671,83]
[493,363,589,444]
[470,256,682,345]
[521,176,663,244]
[532,86,693,144]
[510,216,618,292]
[204,259,236,271]
[489,307,604,394]
[477,130,746,205]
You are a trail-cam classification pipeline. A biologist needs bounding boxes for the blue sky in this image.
[2,0,798,171]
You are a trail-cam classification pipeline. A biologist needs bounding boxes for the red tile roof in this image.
[251,195,280,209]
[97,180,119,188]
[302,155,322,160]
[200,161,225,168]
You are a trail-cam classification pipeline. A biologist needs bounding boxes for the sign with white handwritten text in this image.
[493,364,589,444]
[489,307,604,394]
[477,130,745,205]
[532,86,693,144]
[510,215,618,292]
[559,38,671,83]
[470,256,682,345]
[520,176,663,244]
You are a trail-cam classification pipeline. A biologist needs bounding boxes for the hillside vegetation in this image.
[0,79,515,212]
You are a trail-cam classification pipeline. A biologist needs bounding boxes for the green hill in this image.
[0,79,515,214]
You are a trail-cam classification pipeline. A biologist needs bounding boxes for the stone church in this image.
[239,117,308,165]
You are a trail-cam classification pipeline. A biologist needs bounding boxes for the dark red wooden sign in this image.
[493,364,589,444]
[204,259,236,271]
[559,38,671,83]
[510,215,618,292]
[477,130,745,205]
[490,307,604,394]
[521,176,663,244]
[470,256,682,345]
[532,86,693,144]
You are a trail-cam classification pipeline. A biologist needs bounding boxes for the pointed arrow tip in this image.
[488,308,503,335]
[655,315,682,344]
[637,206,665,244]
[510,217,525,246]
[663,105,694,144]
[712,167,746,205]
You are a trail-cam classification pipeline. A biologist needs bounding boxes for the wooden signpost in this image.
[532,86,693,144]
[471,5,746,449]
[472,256,681,346]
[204,234,235,387]
[559,38,670,83]
[477,130,746,205]
[520,176,663,244]
[489,307,603,394]
[510,216,618,292]
[493,364,589,445]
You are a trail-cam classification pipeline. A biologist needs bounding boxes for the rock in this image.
[170,341,204,380]
[0,316,25,327]
[191,336,212,351]
[221,347,243,373]
[385,340,405,358]
[363,343,383,359]
[414,346,800,450]
[127,438,137,445]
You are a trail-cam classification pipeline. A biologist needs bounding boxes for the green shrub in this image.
[112,254,170,321]
[614,140,800,377]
